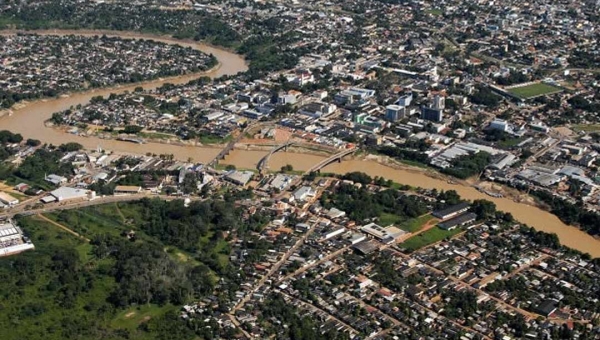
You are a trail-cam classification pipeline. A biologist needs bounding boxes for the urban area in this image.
[0,0,599,339]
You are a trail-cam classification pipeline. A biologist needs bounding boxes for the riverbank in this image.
[320,156,600,257]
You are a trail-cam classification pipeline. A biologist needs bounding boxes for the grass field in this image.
[399,226,462,252]
[379,212,403,227]
[572,124,600,133]
[111,304,177,330]
[427,9,443,16]
[398,214,437,233]
[507,83,562,99]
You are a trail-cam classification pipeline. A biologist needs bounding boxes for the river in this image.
[0,29,248,162]
[1,30,599,257]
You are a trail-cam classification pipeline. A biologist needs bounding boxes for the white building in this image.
[42,187,95,203]
[293,186,316,202]
[489,119,509,132]
[0,192,19,207]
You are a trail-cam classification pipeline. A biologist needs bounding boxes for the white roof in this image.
[50,187,91,200]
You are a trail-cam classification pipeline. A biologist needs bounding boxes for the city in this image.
[0,0,599,339]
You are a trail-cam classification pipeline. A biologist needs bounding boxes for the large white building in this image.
[0,220,34,257]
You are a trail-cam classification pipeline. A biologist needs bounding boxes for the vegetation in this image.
[0,130,23,161]
[259,294,350,340]
[470,86,501,107]
[4,147,76,189]
[0,196,273,340]
[320,182,429,223]
[441,151,491,179]
[397,214,436,233]
[531,190,600,236]
[399,226,462,252]
[0,1,304,78]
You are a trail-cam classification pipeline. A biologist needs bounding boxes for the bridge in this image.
[256,141,296,175]
[206,122,269,168]
[305,147,357,174]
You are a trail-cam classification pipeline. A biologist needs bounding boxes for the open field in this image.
[571,124,600,133]
[398,214,438,233]
[507,83,562,99]
[399,226,462,252]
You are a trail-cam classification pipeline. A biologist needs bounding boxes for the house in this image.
[0,192,19,207]
[536,299,558,317]
[45,174,67,186]
[293,186,316,201]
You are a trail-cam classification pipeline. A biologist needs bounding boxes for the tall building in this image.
[396,94,413,107]
[421,106,443,122]
[385,105,405,122]
[433,94,445,110]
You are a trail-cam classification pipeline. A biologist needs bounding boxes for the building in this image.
[385,104,406,122]
[489,153,517,170]
[432,94,445,110]
[360,223,407,244]
[224,170,254,186]
[42,187,95,203]
[45,174,67,186]
[352,239,381,254]
[432,202,471,220]
[0,220,35,257]
[437,212,477,230]
[114,185,143,195]
[293,186,316,202]
[396,94,412,107]
[243,109,264,120]
[489,119,509,132]
[298,102,337,118]
[0,192,19,207]
[323,226,346,240]
[421,106,443,122]
[269,174,293,191]
[536,299,558,317]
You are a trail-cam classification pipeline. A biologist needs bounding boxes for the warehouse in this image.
[0,192,19,207]
[437,212,477,230]
[432,202,471,220]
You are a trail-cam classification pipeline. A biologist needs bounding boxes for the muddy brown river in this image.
[1,30,599,257]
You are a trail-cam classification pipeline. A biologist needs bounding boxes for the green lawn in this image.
[507,83,562,99]
[378,212,403,227]
[398,214,437,233]
[399,226,462,252]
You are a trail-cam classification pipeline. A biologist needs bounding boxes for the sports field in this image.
[507,83,562,99]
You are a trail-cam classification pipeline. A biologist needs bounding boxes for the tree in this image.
[280,164,293,173]
[182,173,198,194]
[471,199,497,219]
